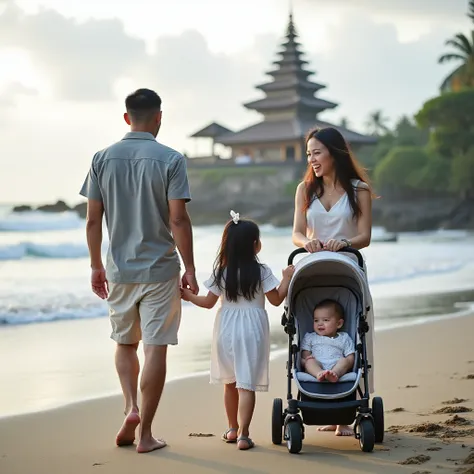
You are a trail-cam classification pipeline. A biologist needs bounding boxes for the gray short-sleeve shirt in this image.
[79,131,191,283]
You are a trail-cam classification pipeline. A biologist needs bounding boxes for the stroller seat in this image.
[292,286,362,400]
[295,372,357,383]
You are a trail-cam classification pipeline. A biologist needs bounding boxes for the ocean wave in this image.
[0,242,93,260]
[0,211,83,232]
[368,261,465,285]
[0,304,107,326]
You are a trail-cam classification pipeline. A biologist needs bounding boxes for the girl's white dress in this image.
[204,264,280,392]
[306,179,375,393]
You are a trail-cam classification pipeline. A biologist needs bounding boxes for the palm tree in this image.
[339,117,350,129]
[438,1,474,92]
[365,110,390,136]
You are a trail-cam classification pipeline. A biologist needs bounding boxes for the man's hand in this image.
[182,270,199,294]
[91,267,108,299]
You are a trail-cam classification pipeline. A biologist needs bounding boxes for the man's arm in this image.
[169,199,198,293]
[85,198,108,299]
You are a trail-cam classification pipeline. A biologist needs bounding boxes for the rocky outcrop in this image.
[36,200,71,213]
[10,165,474,231]
[73,202,87,219]
[12,205,32,212]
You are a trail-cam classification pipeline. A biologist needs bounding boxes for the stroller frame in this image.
[272,247,384,454]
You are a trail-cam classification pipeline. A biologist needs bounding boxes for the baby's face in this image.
[313,307,343,337]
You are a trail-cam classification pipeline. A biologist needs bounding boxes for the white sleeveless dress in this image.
[305,179,375,393]
[204,264,280,392]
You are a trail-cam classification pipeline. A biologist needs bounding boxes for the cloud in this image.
[0,1,146,100]
[0,81,37,107]
[309,0,468,19]
[302,9,460,130]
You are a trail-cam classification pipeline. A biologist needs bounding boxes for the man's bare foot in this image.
[318,425,337,432]
[136,437,167,453]
[335,425,354,436]
[325,370,339,383]
[116,411,141,446]
[316,370,328,381]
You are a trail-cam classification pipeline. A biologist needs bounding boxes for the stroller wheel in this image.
[372,396,385,443]
[285,421,303,454]
[358,418,375,453]
[271,398,284,445]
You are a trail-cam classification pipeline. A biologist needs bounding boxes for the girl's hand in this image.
[282,265,295,281]
[180,287,193,301]
[323,239,347,252]
[304,239,323,253]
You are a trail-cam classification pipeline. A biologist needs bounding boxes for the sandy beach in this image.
[1,314,474,474]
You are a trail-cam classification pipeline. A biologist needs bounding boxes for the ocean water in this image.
[1,205,474,416]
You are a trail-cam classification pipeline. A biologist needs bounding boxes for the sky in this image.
[0,0,470,204]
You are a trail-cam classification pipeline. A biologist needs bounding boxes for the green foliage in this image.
[188,165,278,184]
[360,115,429,172]
[415,89,474,157]
[394,116,429,147]
[284,180,299,197]
[450,147,474,195]
[374,147,429,190]
[407,154,447,191]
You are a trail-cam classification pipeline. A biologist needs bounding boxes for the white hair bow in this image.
[230,210,240,224]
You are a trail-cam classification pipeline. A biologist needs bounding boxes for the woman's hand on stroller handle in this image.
[303,239,323,253]
[288,246,364,268]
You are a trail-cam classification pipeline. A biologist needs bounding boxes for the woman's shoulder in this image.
[351,179,369,190]
[296,181,306,194]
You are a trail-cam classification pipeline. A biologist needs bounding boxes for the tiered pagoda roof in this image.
[241,14,337,119]
[203,14,376,147]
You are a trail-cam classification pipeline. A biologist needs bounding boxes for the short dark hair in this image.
[125,88,162,122]
[314,299,344,319]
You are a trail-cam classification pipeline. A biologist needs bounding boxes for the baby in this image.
[301,299,355,383]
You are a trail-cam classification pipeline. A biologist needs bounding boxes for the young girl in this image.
[181,211,294,451]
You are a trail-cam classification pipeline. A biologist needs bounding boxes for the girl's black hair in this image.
[212,218,263,302]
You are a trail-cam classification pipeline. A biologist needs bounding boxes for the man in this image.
[80,88,198,453]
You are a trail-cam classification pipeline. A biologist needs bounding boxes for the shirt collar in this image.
[122,131,156,141]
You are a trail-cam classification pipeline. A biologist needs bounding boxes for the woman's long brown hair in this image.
[302,127,373,217]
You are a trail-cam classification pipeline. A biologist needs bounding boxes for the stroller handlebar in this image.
[287,246,364,268]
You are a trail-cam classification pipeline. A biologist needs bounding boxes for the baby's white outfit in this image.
[301,331,355,370]
[204,264,280,392]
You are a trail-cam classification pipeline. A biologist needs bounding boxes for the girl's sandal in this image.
[221,428,237,443]
[237,435,255,450]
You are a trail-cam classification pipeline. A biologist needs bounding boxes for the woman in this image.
[292,126,375,437]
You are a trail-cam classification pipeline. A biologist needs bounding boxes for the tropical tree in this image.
[438,1,474,92]
[415,89,474,157]
[365,110,390,136]
[339,117,350,129]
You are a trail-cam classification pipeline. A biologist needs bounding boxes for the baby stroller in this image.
[272,247,384,454]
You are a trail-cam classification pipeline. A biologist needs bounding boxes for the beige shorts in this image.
[107,276,181,346]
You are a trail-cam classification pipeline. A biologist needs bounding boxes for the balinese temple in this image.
[190,14,376,163]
